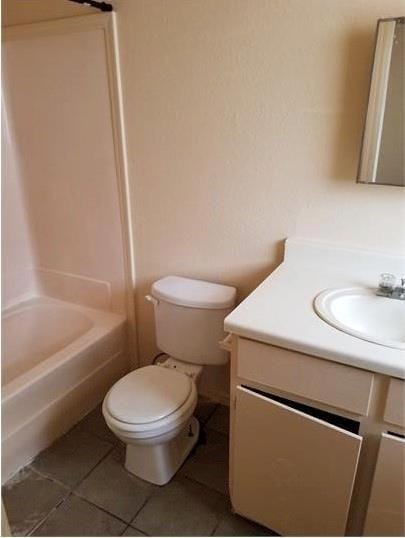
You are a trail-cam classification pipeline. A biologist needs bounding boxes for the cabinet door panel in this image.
[364,433,405,536]
[231,386,362,536]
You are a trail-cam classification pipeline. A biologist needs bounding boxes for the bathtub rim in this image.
[2,295,126,402]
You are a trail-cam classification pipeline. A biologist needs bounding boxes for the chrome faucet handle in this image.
[377,274,405,300]
[378,273,396,291]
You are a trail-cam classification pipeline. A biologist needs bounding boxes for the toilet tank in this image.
[149,276,237,365]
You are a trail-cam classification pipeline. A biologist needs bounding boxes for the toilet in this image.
[102,275,236,485]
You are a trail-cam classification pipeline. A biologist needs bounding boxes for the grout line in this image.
[129,497,151,524]
[70,492,130,526]
[28,491,73,536]
[120,524,131,536]
[71,487,155,534]
[28,440,115,493]
[128,492,156,528]
[27,465,72,491]
[71,443,115,490]
[128,524,149,536]
[121,523,148,537]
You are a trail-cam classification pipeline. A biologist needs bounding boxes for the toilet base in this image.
[125,416,200,485]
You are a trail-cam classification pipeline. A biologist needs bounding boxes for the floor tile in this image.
[2,467,68,536]
[194,396,217,424]
[76,447,156,522]
[32,494,126,536]
[132,477,228,536]
[73,404,118,444]
[214,512,277,536]
[31,427,113,488]
[181,429,229,495]
[206,404,230,435]
[122,526,148,536]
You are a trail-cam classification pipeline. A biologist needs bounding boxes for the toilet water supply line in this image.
[153,353,169,365]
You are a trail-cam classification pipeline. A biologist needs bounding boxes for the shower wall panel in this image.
[3,26,127,314]
[2,104,37,307]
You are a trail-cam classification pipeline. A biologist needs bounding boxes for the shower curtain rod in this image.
[69,0,113,12]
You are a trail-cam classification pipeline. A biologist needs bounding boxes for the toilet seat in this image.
[103,365,197,439]
[105,365,192,424]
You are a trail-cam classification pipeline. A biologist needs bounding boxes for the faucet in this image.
[376,273,405,300]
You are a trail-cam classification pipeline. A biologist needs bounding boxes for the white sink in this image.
[314,287,405,350]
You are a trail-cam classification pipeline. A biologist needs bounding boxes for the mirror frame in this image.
[357,17,404,187]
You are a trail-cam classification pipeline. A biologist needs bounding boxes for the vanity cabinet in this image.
[229,337,405,537]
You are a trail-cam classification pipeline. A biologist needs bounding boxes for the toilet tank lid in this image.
[152,276,237,309]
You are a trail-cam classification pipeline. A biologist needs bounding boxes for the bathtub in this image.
[1,296,128,482]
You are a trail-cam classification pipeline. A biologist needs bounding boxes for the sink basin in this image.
[314,287,405,350]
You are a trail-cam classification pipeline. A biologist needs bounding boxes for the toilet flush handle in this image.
[145,294,159,306]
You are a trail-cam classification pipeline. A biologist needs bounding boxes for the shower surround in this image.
[2,14,135,481]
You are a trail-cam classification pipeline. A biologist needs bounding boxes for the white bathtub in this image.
[1,296,128,482]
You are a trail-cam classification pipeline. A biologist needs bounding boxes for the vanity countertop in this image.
[225,238,405,379]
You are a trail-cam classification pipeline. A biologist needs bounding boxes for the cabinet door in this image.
[231,386,362,536]
[363,433,405,536]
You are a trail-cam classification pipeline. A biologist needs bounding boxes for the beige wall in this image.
[115,0,405,399]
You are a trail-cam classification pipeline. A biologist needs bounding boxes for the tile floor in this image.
[3,398,276,537]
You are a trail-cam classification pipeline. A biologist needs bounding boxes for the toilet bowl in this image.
[103,275,237,485]
[102,363,199,484]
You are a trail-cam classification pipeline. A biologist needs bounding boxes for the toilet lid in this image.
[105,365,192,424]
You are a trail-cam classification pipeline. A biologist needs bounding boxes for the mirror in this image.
[357,18,404,186]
